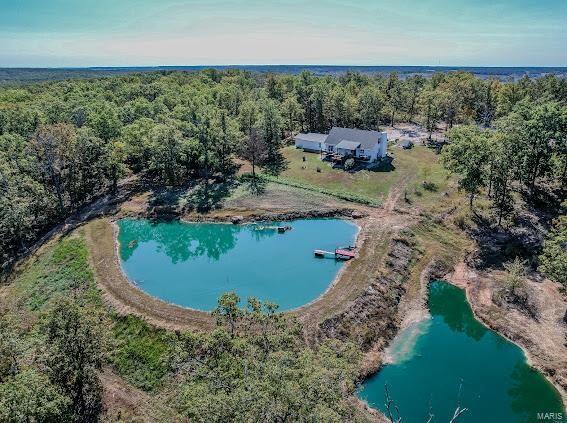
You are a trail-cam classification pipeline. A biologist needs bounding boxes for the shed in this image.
[294,133,328,152]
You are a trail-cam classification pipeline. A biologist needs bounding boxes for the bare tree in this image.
[383,382,468,423]
[449,381,468,423]
[426,402,434,423]
[31,124,75,215]
[449,406,468,423]
[384,384,402,423]
[239,127,267,181]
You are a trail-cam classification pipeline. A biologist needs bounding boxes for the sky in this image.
[1,0,566,67]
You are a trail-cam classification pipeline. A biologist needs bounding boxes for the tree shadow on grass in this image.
[262,153,289,176]
[146,184,189,220]
[146,179,237,217]
[519,185,563,222]
[468,212,536,269]
[422,181,438,192]
[242,176,267,196]
[183,180,237,213]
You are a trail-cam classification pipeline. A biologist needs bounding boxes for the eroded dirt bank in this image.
[447,262,567,405]
[317,236,418,351]
[345,251,567,418]
[305,228,422,381]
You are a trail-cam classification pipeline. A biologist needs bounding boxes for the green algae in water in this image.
[117,218,357,311]
[358,281,565,423]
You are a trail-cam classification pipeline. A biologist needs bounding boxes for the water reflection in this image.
[429,282,487,341]
[120,220,282,263]
[508,361,564,423]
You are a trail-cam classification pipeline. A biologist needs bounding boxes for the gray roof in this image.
[335,140,361,150]
[325,127,383,149]
[294,132,328,143]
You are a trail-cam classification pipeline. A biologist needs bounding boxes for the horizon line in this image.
[3,64,567,70]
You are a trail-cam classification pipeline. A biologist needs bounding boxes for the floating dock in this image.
[254,225,292,233]
[314,249,333,257]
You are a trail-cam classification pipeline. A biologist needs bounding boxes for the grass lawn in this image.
[12,234,102,311]
[280,145,454,209]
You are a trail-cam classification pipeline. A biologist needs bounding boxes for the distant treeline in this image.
[0,68,134,86]
[1,69,566,269]
[2,65,567,86]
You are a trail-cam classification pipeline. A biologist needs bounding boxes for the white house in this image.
[294,127,388,162]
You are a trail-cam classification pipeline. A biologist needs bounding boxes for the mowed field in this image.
[280,144,454,209]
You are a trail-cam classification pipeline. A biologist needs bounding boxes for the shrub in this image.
[110,315,175,391]
[422,181,438,191]
[344,158,355,171]
[539,215,567,287]
[452,209,471,230]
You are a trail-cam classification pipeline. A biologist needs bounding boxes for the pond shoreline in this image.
[86,208,367,332]
[354,259,446,395]
[355,258,566,418]
[351,258,443,423]
[86,219,215,331]
[125,205,367,224]
[114,216,361,312]
[358,279,565,421]
[446,262,567,406]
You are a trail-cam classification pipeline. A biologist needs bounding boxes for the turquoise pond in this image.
[358,281,565,423]
[117,218,358,311]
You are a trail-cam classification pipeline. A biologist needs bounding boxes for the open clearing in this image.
[280,143,453,210]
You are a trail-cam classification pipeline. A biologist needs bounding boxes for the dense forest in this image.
[1,69,565,274]
[0,69,566,421]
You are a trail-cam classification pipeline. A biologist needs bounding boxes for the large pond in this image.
[117,218,358,311]
[358,281,565,423]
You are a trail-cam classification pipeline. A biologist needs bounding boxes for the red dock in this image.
[314,248,356,260]
[335,249,355,259]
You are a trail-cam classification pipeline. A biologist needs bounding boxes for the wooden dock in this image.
[314,249,334,258]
